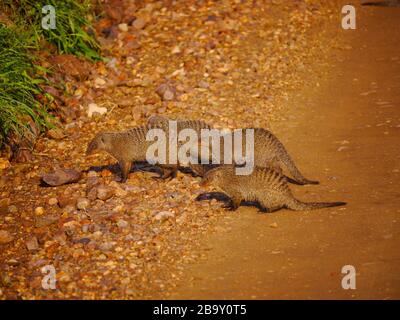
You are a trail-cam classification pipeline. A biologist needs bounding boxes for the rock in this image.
[74,237,91,245]
[99,241,115,252]
[269,222,278,228]
[154,211,175,221]
[35,215,59,228]
[53,230,67,245]
[0,198,10,208]
[0,158,10,170]
[94,77,106,87]
[132,14,150,30]
[96,185,115,201]
[87,103,107,117]
[198,80,210,89]
[156,83,176,101]
[171,45,181,54]
[117,219,129,228]
[41,168,82,186]
[49,54,90,81]
[7,205,17,214]
[0,230,14,244]
[26,236,39,251]
[87,187,98,201]
[118,23,128,32]
[34,207,45,216]
[48,198,58,206]
[109,181,128,197]
[77,198,90,210]
[47,128,66,140]
[58,194,77,208]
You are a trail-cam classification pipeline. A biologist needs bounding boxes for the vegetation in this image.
[3,0,101,60]
[0,25,51,147]
[0,0,100,148]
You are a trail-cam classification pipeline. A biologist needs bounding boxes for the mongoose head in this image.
[147,114,169,128]
[86,133,112,155]
[200,166,226,187]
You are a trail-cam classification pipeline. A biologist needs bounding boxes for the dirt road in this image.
[168,4,400,299]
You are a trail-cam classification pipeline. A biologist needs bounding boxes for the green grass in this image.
[3,0,101,60]
[0,0,101,148]
[0,24,51,147]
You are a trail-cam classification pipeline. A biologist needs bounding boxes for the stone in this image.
[156,83,176,101]
[47,128,66,140]
[34,207,45,216]
[87,103,107,117]
[77,198,90,210]
[35,215,59,228]
[48,198,58,206]
[0,230,13,244]
[118,23,128,32]
[154,211,175,221]
[26,236,39,251]
[41,168,81,186]
[117,219,129,228]
[96,185,115,201]
[7,205,17,214]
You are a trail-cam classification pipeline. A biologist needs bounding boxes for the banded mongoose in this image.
[199,166,346,212]
[86,126,152,182]
[86,125,181,182]
[192,127,318,185]
[149,116,318,184]
[147,115,213,178]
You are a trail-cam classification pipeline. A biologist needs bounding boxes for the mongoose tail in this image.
[286,199,347,211]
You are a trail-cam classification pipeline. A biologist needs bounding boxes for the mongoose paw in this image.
[223,201,239,211]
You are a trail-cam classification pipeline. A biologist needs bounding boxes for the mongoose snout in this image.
[86,133,107,155]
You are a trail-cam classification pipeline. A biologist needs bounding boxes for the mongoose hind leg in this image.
[258,205,282,213]
[154,166,178,180]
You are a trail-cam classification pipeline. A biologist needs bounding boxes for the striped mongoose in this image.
[199,166,345,212]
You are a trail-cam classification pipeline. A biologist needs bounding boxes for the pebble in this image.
[35,215,58,228]
[132,15,149,30]
[87,103,107,117]
[48,198,58,206]
[25,236,39,251]
[7,205,17,214]
[96,185,115,201]
[117,219,129,228]
[269,222,278,228]
[154,211,175,221]
[77,197,90,210]
[0,230,14,244]
[34,207,45,215]
[118,23,129,32]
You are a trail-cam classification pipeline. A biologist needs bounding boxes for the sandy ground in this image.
[167,4,400,299]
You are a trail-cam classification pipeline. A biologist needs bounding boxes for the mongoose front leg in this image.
[223,196,241,211]
[118,159,131,183]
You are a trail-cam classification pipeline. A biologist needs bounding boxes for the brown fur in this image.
[200,166,345,212]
